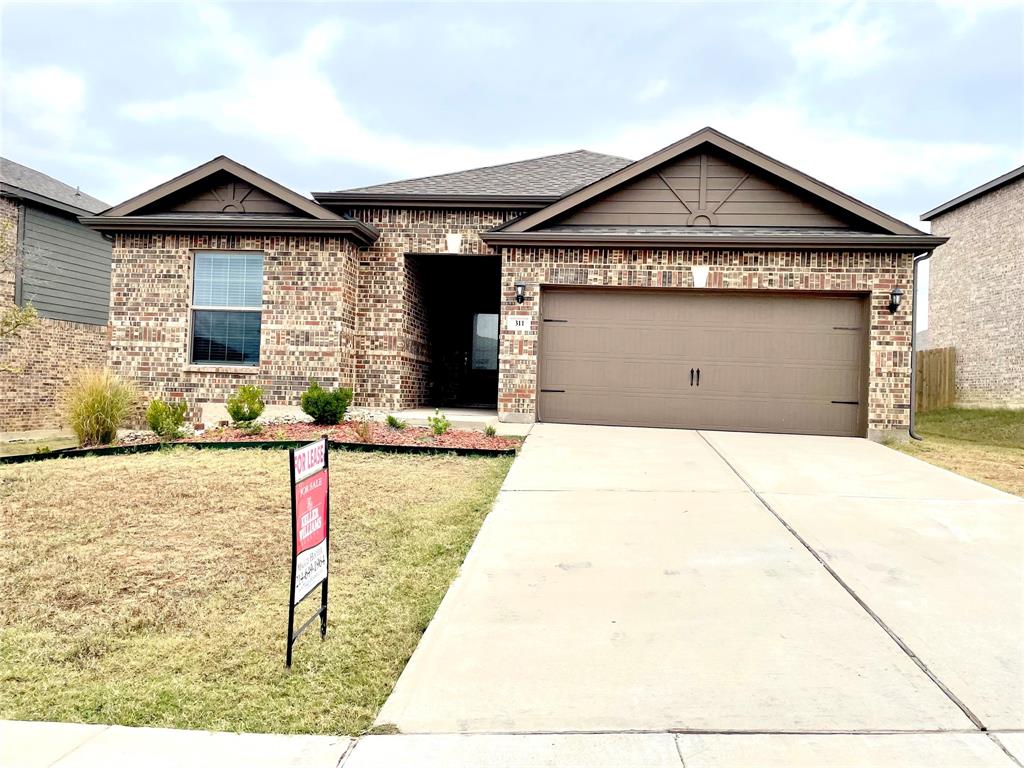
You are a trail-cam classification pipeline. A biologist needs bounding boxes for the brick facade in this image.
[108,232,359,420]
[348,207,523,409]
[101,224,917,439]
[0,197,109,431]
[496,247,916,439]
[928,176,1024,408]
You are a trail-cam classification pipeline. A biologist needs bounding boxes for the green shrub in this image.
[386,414,407,430]
[64,368,138,447]
[427,409,451,436]
[484,424,497,438]
[226,384,265,426]
[146,398,188,440]
[300,380,352,425]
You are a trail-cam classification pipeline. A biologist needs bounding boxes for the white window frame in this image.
[188,250,264,368]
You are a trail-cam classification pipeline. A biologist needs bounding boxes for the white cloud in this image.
[121,9,562,179]
[635,78,670,103]
[117,5,1017,219]
[934,0,1022,30]
[776,2,894,79]
[2,65,88,147]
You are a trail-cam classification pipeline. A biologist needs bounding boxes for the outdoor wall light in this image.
[514,280,527,304]
[888,287,904,314]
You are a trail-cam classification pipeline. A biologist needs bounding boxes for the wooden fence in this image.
[915,346,956,412]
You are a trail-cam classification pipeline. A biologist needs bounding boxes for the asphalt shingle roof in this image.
[335,150,633,197]
[0,157,108,214]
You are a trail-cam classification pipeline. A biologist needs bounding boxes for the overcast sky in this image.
[2,0,1022,228]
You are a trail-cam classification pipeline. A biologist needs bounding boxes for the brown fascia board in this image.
[921,164,1024,220]
[79,215,380,245]
[101,156,345,221]
[1,183,99,218]
[481,230,946,251]
[313,192,558,210]
[501,127,925,236]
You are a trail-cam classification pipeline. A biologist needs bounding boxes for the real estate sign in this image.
[286,437,329,667]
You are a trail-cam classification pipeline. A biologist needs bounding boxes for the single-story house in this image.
[922,165,1024,409]
[0,158,111,431]
[82,127,944,439]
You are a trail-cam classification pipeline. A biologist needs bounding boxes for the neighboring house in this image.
[915,328,932,351]
[0,158,111,431]
[82,127,944,440]
[922,166,1024,409]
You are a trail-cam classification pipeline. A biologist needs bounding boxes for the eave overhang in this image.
[313,192,558,210]
[1,183,101,218]
[79,215,380,246]
[480,231,947,251]
[921,164,1024,221]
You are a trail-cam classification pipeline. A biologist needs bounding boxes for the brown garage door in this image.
[538,289,868,437]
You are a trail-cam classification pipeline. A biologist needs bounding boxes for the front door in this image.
[463,312,499,406]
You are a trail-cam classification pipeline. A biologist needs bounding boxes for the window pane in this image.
[471,313,499,371]
[193,252,262,308]
[192,310,261,365]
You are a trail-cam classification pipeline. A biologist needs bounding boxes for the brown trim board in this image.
[313,192,557,210]
[79,215,380,245]
[482,231,945,250]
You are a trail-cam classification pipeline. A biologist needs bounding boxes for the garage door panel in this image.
[542,358,696,394]
[541,390,860,436]
[542,358,860,401]
[694,363,862,401]
[542,328,859,364]
[542,325,701,359]
[538,290,867,437]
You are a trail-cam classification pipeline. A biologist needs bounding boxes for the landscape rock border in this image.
[0,438,517,465]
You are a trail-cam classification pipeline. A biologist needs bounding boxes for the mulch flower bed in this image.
[118,420,520,451]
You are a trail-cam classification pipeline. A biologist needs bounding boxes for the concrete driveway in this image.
[376,424,1023,736]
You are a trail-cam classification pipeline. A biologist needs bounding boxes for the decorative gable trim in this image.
[500,127,924,236]
[99,156,343,221]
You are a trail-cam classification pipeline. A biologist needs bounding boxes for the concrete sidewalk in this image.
[6,722,1023,768]
[342,732,1024,767]
[0,720,351,768]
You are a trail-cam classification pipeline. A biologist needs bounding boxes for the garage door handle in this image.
[696,368,700,387]
[690,368,694,386]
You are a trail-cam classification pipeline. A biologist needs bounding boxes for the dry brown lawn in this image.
[892,408,1024,497]
[0,447,511,734]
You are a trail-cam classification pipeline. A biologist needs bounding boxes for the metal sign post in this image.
[286,436,330,668]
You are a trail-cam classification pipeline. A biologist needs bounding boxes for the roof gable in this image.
[559,148,851,229]
[137,172,302,216]
[102,156,342,221]
[502,127,923,236]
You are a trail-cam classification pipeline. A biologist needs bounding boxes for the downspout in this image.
[909,250,934,441]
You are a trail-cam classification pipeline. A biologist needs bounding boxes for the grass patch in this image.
[892,408,1024,496]
[0,447,511,734]
[0,436,77,457]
